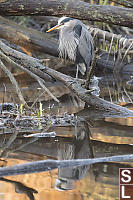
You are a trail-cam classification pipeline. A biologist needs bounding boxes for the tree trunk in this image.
[0,0,133,28]
[0,16,58,57]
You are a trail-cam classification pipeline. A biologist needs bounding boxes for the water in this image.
[0,70,133,200]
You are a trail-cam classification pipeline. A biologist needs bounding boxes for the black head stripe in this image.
[61,17,74,24]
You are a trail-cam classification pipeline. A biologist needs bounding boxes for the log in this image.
[0,41,133,117]
[0,16,58,57]
[0,16,132,56]
[111,0,133,8]
[0,0,133,28]
[0,17,133,74]
[0,154,133,177]
[0,16,133,55]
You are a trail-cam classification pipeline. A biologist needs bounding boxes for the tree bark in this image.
[0,16,58,57]
[0,41,133,117]
[0,0,133,28]
[111,0,133,8]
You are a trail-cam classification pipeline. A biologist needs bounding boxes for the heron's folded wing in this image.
[78,27,94,69]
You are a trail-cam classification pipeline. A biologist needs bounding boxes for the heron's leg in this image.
[76,64,79,80]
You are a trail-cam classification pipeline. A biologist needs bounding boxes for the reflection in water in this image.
[55,122,91,191]
[0,71,133,199]
[0,177,38,200]
[0,118,133,200]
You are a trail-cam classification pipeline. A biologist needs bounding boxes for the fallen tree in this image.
[0,16,132,53]
[0,16,58,57]
[0,0,133,28]
[0,16,133,74]
[0,41,133,117]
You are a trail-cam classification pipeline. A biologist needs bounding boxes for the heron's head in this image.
[46,16,74,32]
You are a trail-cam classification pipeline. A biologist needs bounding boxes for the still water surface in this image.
[0,71,133,200]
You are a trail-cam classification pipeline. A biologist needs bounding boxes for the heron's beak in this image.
[46,24,62,32]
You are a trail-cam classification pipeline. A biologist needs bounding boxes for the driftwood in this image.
[0,16,58,57]
[0,154,133,177]
[0,0,133,28]
[0,41,133,117]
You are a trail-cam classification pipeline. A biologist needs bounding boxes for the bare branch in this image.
[0,41,133,117]
[88,26,133,48]
[0,49,59,103]
[1,154,133,177]
[0,58,28,107]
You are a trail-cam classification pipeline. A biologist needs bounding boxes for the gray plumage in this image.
[58,17,94,75]
[47,16,94,77]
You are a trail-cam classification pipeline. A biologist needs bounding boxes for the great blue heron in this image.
[47,16,94,79]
